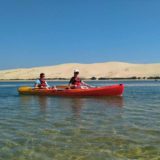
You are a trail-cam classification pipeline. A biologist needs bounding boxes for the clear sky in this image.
[0,0,160,69]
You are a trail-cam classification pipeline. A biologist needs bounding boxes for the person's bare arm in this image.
[34,83,39,88]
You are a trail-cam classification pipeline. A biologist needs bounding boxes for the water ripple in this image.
[0,81,160,159]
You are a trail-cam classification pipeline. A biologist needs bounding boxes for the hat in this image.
[74,69,79,73]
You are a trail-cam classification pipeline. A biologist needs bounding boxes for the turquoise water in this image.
[0,81,160,160]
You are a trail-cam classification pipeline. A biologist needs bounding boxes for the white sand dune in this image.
[0,62,160,80]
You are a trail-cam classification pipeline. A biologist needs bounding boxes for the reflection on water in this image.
[37,96,48,111]
[19,95,31,105]
[92,96,124,107]
[70,98,83,118]
[19,95,49,112]
[70,97,124,118]
[19,95,124,119]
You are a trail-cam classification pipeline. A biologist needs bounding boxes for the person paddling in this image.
[34,73,49,89]
[68,69,92,89]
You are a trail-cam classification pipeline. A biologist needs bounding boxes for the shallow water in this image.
[0,81,160,160]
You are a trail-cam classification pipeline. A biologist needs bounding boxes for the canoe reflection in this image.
[94,96,124,107]
[70,98,83,118]
[37,96,48,111]
[19,95,49,112]
[19,95,124,115]
[69,96,124,107]
[67,96,124,118]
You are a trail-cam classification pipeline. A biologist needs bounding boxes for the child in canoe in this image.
[34,73,50,89]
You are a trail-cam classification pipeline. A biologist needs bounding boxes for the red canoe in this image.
[18,84,124,97]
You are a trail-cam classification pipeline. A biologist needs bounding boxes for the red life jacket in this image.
[38,78,47,88]
[74,77,81,86]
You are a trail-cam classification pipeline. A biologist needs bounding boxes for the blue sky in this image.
[0,0,160,69]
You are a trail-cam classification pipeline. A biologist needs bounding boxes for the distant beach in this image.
[0,62,160,80]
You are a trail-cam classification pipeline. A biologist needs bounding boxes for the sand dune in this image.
[0,62,160,80]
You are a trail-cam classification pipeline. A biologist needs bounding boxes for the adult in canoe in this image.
[68,69,92,89]
[34,73,50,89]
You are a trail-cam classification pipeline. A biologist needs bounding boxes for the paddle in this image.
[51,82,96,90]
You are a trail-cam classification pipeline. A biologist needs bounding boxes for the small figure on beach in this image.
[68,69,92,89]
[34,73,50,89]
